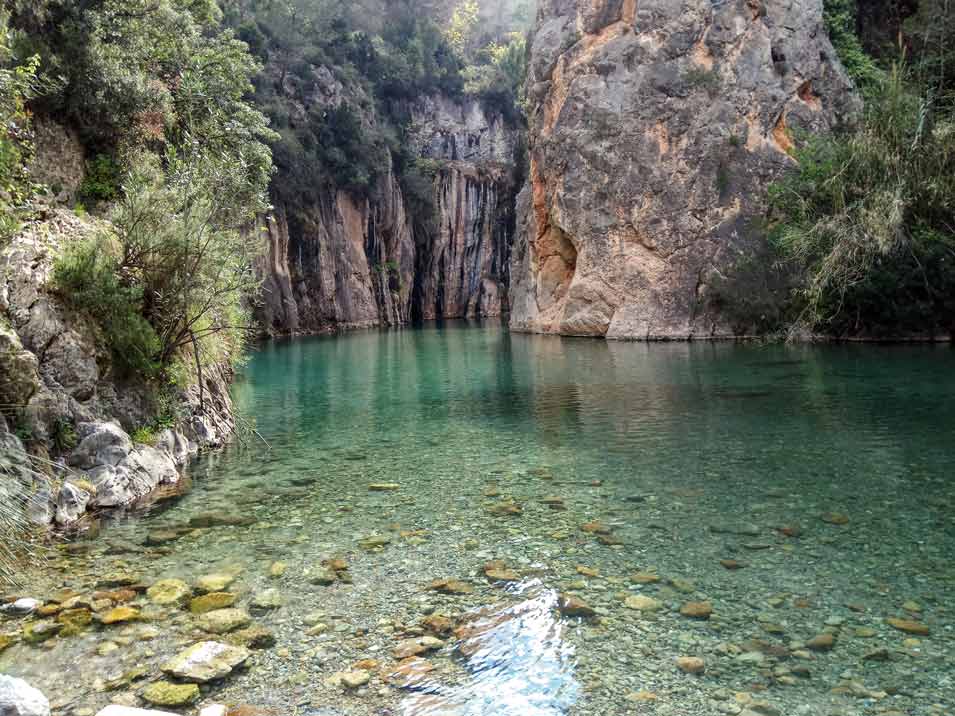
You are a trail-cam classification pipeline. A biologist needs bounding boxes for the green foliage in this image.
[446,1,480,60]
[53,234,162,378]
[130,425,158,446]
[79,153,121,203]
[0,11,47,240]
[462,32,527,122]
[50,417,77,453]
[904,0,955,109]
[823,0,885,89]
[769,64,955,337]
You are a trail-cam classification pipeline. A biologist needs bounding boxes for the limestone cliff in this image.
[510,0,857,339]
[256,96,521,335]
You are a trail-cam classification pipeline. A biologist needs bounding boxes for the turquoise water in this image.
[5,322,955,716]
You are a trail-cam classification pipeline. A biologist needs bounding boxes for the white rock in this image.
[68,422,132,469]
[55,482,91,524]
[0,675,50,716]
[94,707,178,716]
[198,706,228,716]
[1,597,40,615]
[161,640,250,682]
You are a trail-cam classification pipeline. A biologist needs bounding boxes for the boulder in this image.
[0,675,50,716]
[68,422,132,470]
[54,482,91,524]
[160,640,251,682]
[154,429,195,466]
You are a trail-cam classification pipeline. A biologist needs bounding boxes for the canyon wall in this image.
[256,96,521,335]
[510,0,858,339]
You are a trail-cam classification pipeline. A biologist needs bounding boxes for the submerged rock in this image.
[250,588,283,611]
[141,681,199,707]
[195,573,237,594]
[624,595,662,613]
[22,620,62,644]
[189,592,236,614]
[161,640,251,683]
[557,594,596,618]
[196,607,251,634]
[95,708,180,716]
[1,597,40,616]
[676,656,705,674]
[146,579,191,606]
[886,617,930,635]
[0,675,50,716]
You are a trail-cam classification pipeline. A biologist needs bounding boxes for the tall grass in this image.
[0,437,51,586]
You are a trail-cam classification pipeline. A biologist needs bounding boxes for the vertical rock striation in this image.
[255,161,416,335]
[409,97,518,322]
[256,96,521,335]
[510,0,857,339]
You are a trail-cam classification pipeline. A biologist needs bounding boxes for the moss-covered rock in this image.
[142,680,200,706]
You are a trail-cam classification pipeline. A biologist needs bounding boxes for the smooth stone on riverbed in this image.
[676,656,705,674]
[195,573,236,594]
[189,592,236,614]
[886,617,930,635]
[161,641,251,682]
[625,595,662,612]
[141,681,199,707]
[250,588,283,611]
[196,608,251,634]
[558,595,596,618]
[146,579,190,606]
[0,675,50,716]
[1,598,40,616]
[95,708,180,716]
[680,601,713,619]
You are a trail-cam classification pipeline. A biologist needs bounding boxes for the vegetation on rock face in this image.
[768,0,955,338]
[0,9,52,240]
[4,0,275,389]
[222,0,528,206]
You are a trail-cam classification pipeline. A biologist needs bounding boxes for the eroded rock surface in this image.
[510,0,857,338]
[0,209,235,526]
[255,95,520,335]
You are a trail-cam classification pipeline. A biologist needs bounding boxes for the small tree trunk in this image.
[190,330,205,414]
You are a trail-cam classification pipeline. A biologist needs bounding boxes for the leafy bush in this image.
[0,13,46,240]
[824,0,885,89]
[53,234,162,378]
[130,425,157,446]
[769,64,955,337]
[79,153,121,203]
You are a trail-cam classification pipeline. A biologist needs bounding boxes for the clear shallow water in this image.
[4,322,955,716]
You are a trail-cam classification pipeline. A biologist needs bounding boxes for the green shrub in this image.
[769,64,955,337]
[79,154,121,203]
[130,425,157,446]
[53,234,162,378]
[824,0,885,90]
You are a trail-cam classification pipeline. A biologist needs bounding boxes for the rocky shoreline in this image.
[1,209,235,531]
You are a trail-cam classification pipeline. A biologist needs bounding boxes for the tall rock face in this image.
[409,96,519,322]
[256,95,520,335]
[256,162,416,335]
[510,0,857,339]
